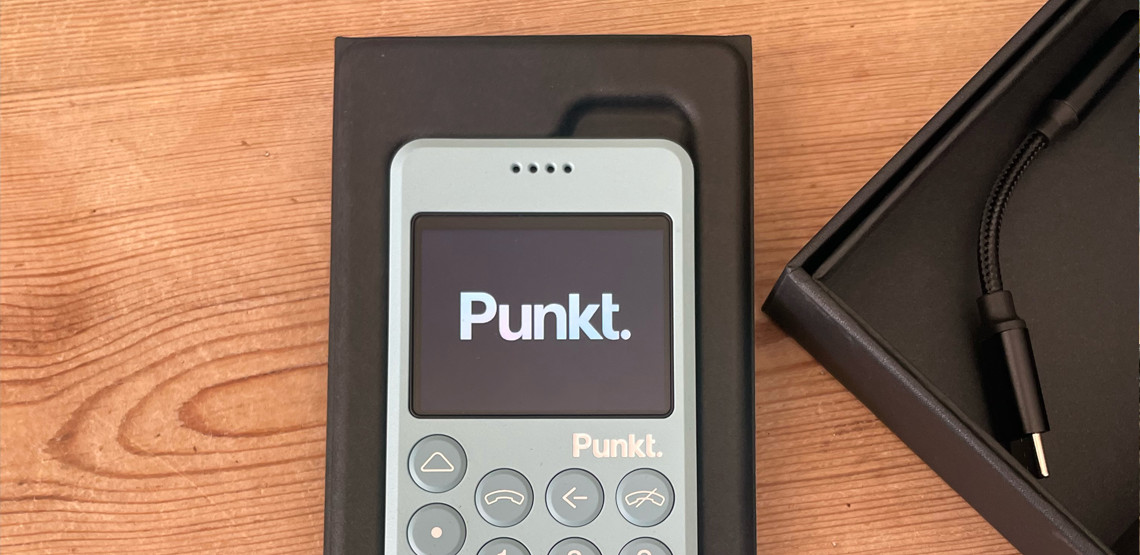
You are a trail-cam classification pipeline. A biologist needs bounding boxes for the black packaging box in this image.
[763,1,1138,553]
[325,36,756,554]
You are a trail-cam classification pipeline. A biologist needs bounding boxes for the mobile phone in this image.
[386,139,696,555]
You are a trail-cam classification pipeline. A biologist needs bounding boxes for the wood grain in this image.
[0,0,1044,552]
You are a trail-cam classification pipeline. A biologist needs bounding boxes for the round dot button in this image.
[407,503,465,555]
[409,435,466,493]
[546,469,603,527]
[616,468,674,527]
[548,537,601,555]
[478,537,530,555]
[476,469,534,527]
[619,537,672,555]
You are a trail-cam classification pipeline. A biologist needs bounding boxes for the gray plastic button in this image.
[545,469,603,527]
[407,503,465,555]
[616,468,674,527]
[478,537,530,555]
[409,435,466,493]
[619,537,672,555]
[475,469,533,527]
[548,537,601,555]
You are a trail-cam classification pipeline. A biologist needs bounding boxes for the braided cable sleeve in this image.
[977,131,1050,294]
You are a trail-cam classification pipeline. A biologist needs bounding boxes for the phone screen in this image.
[410,214,673,417]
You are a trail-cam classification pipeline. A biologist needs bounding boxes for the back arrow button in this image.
[561,487,588,509]
[546,469,603,527]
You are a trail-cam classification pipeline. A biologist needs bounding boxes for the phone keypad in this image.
[406,435,675,554]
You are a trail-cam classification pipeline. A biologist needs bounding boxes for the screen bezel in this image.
[408,212,675,419]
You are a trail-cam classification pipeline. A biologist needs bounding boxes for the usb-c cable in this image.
[976,11,1137,479]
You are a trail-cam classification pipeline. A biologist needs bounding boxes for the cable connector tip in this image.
[1031,433,1049,478]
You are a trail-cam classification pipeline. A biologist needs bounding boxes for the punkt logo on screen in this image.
[459,291,631,341]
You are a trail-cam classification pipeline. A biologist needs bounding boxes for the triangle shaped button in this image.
[409,435,466,492]
[420,451,456,473]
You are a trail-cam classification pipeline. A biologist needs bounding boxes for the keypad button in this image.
[616,468,674,527]
[548,537,601,555]
[407,503,465,555]
[619,537,672,555]
[478,537,530,555]
[545,468,603,527]
[409,435,466,493]
[476,469,534,527]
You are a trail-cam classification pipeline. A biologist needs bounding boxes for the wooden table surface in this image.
[1,0,1046,552]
